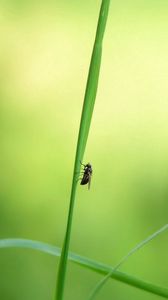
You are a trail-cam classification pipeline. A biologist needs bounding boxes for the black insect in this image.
[80,161,93,189]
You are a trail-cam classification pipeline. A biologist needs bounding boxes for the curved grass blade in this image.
[55,1,111,300]
[0,238,168,299]
[88,224,168,300]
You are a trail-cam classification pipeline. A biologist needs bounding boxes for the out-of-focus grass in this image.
[1,237,168,299]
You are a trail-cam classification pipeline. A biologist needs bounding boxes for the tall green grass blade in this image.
[55,1,110,299]
[88,224,168,300]
[0,238,168,299]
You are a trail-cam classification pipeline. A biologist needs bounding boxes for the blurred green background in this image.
[0,1,168,299]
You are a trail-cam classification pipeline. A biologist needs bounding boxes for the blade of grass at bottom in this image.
[0,238,168,299]
[55,1,111,300]
[88,224,168,300]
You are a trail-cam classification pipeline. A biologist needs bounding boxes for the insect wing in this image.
[88,173,92,189]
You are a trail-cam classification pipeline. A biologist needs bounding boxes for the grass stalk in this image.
[88,224,168,300]
[1,238,168,299]
[55,1,111,299]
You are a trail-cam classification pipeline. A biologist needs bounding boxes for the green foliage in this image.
[0,238,168,299]
[88,224,168,299]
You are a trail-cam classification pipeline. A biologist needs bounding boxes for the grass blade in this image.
[0,238,168,299]
[88,224,168,300]
[55,1,111,299]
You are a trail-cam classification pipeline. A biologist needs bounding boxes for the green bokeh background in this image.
[0,1,168,299]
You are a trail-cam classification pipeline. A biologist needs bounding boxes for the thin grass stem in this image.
[55,1,111,299]
[1,238,168,299]
[88,224,168,300]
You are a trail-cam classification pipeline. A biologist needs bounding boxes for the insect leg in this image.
[80,160,86,167]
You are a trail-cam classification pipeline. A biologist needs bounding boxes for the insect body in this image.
[80,162,93,189]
